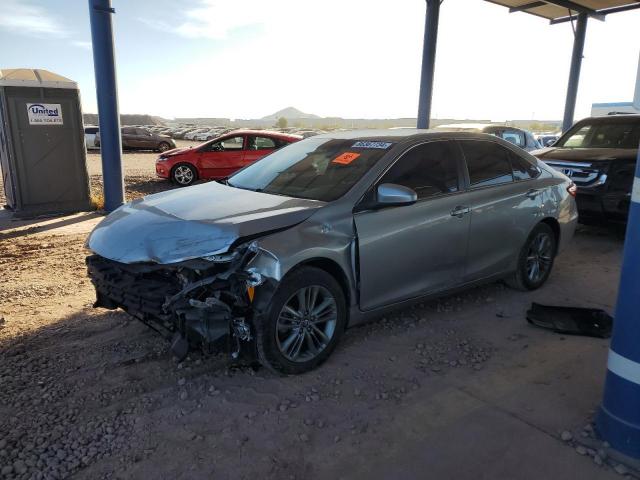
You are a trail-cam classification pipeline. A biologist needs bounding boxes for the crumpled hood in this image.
[532,147,637,163]
[87,182,324,264]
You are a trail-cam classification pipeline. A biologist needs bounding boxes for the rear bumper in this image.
[575,189,629,223]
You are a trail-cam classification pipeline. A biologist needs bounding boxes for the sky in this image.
[1,0,639,121]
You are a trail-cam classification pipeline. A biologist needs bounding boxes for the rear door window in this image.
[380,141,460,199]
[122,127,136,135]
[248,136,277,150]
[460,140,514,188]
[221,136,245,150]
[509,151,540,180]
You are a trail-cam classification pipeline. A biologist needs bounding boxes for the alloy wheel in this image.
[526,232,553,283]
[275,285,338,363]
[173,165,194,185]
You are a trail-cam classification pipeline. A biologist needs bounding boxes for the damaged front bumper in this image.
[86,243,275,359]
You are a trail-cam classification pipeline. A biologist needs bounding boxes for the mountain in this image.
[261,107,320,121]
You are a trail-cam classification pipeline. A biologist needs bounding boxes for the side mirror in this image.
[377,183,417,207]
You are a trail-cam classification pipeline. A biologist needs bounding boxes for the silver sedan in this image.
[86,129,578,374]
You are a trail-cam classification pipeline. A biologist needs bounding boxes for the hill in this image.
[261,107,319,121]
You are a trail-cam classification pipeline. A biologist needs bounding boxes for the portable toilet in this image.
[0,68,91,216]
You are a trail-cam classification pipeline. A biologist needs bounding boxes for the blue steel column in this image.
[417,0,441,129]
[561,12,587,133]
[597,147,640,458]
[88,0,124,211]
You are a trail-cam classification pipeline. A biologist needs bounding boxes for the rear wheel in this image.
[171,163,197,187]
[255,267,347,375]
[157,142,171,152]
[507,222,557,291]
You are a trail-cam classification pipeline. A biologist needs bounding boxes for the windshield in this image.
[557,121,640,149]
[228,138,393,201]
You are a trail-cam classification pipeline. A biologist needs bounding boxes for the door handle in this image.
[525,188,542,199]
[450,206,471,218]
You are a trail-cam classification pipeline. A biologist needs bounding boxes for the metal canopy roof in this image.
[486,0,640,23]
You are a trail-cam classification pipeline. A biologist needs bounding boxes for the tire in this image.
[171,163,197,187]
[506,222,557,291]
[255,266,347,375]
[157,142,171,152]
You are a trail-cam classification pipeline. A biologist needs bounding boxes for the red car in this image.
[155,130,302,186]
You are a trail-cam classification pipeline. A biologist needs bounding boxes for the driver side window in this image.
[380,141,460,199]
[207,135,245,152]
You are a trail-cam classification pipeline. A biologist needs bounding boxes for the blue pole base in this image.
[597,371,640,458]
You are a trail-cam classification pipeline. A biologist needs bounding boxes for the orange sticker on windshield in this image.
[332,152,361,165]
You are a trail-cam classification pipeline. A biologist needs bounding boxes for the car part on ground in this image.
[526,302,613,338]
[87,129,577,374]
[532,114,640,223]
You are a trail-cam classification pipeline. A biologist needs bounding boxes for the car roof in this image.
[311,128,513,143]
[574,114,640,124]
[222,129,302,140]
[434,123,493,130]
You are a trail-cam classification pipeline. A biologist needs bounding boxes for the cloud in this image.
[72,40,92,51]
[0,0,68,38]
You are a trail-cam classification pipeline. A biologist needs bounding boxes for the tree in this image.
[276,117,288,129]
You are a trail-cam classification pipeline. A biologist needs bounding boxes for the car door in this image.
[244,135,279,166]
[457,139,543,282]
[121,127,138,149]
[135,128,155,149]
[198,135,246,178]
[354,140,471,311]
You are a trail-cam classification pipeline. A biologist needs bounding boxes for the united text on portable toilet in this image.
[0,68,91,216]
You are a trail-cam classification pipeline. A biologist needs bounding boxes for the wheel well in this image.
[297,258,351,310]
[540,217,560,250]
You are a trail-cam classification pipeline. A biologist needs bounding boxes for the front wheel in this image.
[255,267,347,375]
[506,222,557,291]
[171,163,197,187]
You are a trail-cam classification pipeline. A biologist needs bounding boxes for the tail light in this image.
[567,182,577,197]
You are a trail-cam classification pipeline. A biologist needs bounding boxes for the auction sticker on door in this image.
[27,103,63,125]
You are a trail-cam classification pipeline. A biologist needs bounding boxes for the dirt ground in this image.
[0,144,632,479]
